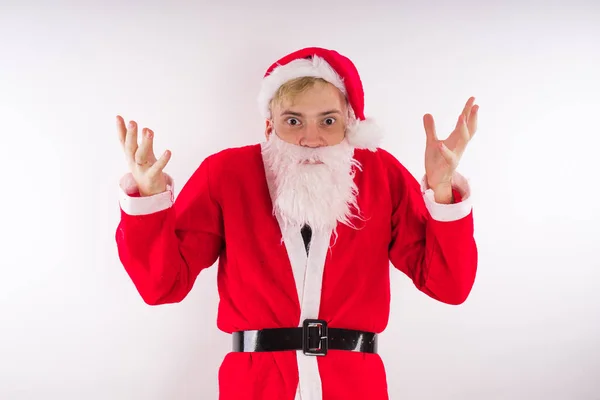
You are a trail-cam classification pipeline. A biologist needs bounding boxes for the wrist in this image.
[432,183,454,204]
[139,185,168,197]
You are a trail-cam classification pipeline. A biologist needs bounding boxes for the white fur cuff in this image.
[421,171,472,222]
[118,173,174,216]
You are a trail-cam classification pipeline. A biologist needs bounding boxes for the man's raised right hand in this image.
[117,116,171,197]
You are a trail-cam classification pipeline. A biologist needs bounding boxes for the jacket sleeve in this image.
[386,151,478,305]
[115,156,224,305]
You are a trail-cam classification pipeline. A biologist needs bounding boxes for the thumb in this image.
[439,142,457,167]
[147,150,171,178]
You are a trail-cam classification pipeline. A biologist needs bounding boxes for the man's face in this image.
[265,81,348,148]
[261,81,360,232]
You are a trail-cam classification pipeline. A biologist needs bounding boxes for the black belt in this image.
[232,319,378,356]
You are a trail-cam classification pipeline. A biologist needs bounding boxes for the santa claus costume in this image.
[115,47,477,400]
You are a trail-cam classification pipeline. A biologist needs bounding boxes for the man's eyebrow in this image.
[318,109,343,116]
[280,109,343,117]
[280,110,303,117]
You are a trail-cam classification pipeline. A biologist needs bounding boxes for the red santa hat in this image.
[257,47,383,151]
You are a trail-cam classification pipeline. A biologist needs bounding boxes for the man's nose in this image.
[301,123,322,147]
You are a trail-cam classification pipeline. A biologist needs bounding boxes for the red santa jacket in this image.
[115,143,477,400]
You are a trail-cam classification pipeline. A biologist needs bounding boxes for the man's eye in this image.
[324,117,336,125]
[286,118,300,126]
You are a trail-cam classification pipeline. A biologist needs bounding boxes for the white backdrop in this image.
[1,0,599,399]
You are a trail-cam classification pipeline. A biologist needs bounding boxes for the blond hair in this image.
[269,76,347,111]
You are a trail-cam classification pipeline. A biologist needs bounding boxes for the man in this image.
[115,47,478,400]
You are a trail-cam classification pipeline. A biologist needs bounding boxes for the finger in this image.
[135,128,157,166]
[124,120,138,164]
[423,114,438,143]
[116,115,127,148]
[449,115,471,153]
[147,149,171,177]
[461,96,476,123]
[467,104,479,137]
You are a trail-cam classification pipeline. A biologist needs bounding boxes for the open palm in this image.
[423,97,479,191]
[116,116,172,197]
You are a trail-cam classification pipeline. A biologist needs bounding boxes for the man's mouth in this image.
[301,160,324,165]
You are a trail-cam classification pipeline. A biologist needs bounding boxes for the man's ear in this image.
[264,119,273,141]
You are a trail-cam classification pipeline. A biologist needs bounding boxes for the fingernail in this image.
[129,121,135,129]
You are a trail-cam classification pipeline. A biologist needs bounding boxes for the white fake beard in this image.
[261,131,362,233]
